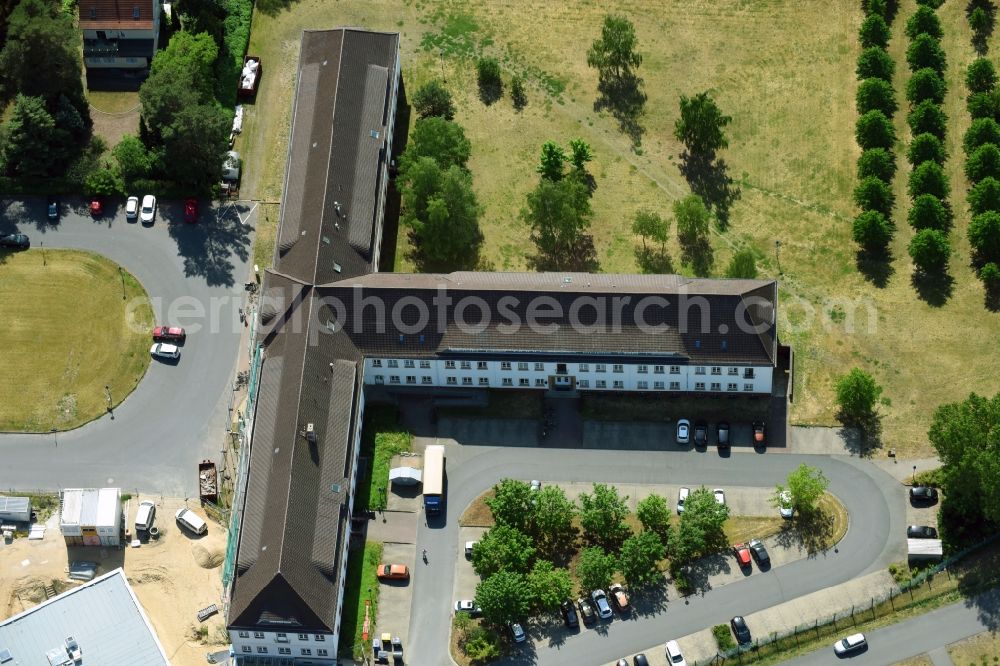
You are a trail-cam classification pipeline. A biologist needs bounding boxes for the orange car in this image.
[376,563,410,581]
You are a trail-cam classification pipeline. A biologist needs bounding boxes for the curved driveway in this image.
[410,445,907,665]
[0,197,254,496]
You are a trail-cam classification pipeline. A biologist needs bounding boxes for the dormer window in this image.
[132,6,140,18]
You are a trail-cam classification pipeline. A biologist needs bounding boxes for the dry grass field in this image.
[948,630,1000,666]
[241,0,1000,456]
[0,249,153,431]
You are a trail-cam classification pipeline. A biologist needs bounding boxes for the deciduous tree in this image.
[618,531,665,588]
[969,211,1000,262]
[113,135,153,185]
[636,494,672,544]
[906,33,946,75]
[856,78,898,116]
[531,486,578,555]
[526,560,574,612]
[569,138,594,174]
[476,57,503,105]
[855,176,896,217]
[910,228,951,273]
[522,177,596,271]
[413,79,456,120]
[537,140,567,181]
[672,487,729,565]
[631,210,669,252]
[475,571,532,625]
[579,483,631,549]
[773,464,829,517]
[674,194,713,275]
[470,524,536,578]
[84,166,124,197]
[966,144,1000,183]
[860,14,891,49]
[908,194,951,231]
[577,546,617,592]
[853,210,894,251]
[674,92,732,160]
[835,368,883,423]
[587,14,642,81]
[908,161,950,200]
[965,118,1000,154]
[967,58,998,96]
[858,147,897,181]
[906,68,946,105]
[856,47,895,81]
[408,167,483,271]
[402,116,472,171]
[908,100,947,139]
[905,5,943,40]
[969,176,1000,215]
[907,133,946,166]
[856,110,896,150]
[725,248,759,278]
[484,479,535,533]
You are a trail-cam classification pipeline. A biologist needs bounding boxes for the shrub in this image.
[855,176,896,216]
[909,228,951,273]
[908,100,947,139]
[908,133,946,165]
[214,0,254,108]
[969,177,1000,216]
[964,118,1000,155]
[969,211,1000,261]
[906,33,946,75]
[967,91,998,119]
[906,68,946,106]
[856,47,895,81]
[966,143,1000,183]
[857,78,898,115]
[905,6,943,40]
[476,57,503,105]
[858,147,897,181]
[511,76,527,111]
[713,624,737,651]
[856,110,896,150]
[860,14,891,48]
[908,194,951,231]
[908,160,950,200]
[967,58,998,96]
[853,210,894,251]
[981,262,1000,289]
[412,80,456,120]
[863,0,888,17]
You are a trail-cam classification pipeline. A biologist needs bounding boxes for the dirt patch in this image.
[192,543,225,569]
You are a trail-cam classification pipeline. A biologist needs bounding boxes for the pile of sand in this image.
[192,544,224,569]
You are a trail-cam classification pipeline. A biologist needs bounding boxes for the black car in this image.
[748,538,770,566]
[717,421,730,449]
[0,233,29,249]
[47,197,58,221]
[560,599,579,629]
[907,525,938,539]
[694,421,708,447]
[577,597,596,626]
[910,486,939,503]
[731,616,752,645]
[633,655,649,666]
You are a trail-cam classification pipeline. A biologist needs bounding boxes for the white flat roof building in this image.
[60,488,121,546]
[0,568,169,665]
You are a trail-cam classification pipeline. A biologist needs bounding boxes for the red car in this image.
[733,543,752,567]
[184,198,198,223]
[89,198,103,217]
[152,326,185,342]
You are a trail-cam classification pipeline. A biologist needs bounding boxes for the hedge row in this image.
[904,4,953,275]
[213,0,254,108]
[965,1,1000,292]
[854,1,900,253]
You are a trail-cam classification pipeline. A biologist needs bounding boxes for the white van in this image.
[135,501,156,532]
[175,508,208,535]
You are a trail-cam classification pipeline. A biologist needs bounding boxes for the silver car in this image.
[676,419,690,444]
[591,589,613,619]
[150,343,180,359]
[140,194,156,224]
[833,633,866,655]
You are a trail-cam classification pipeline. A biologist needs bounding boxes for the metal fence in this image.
[693,532,1000,665]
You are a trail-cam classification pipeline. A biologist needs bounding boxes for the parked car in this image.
[152,326,186,342]
[454,600,481,617]
[135,500,156,532]
[140,194,156,224]
[617,660,628,666]
[665,640,687,666]
[184,198,198,223]
[730,616,752,645]
[150,343,180,359]
[591,589,613,619]
[465,541,476,557]
[0,233,29,249]
[609,583,630,612]
[530,479,541,492]
[717,421,730,448]
[577,597,596,626]
[47,197,58,221]
[748,538,770,566]
[910,486,939,503]
[560,599,579,628]
[676,419,690,444]
[632,655,649,666]
[175,507,207,535]
[714,488,726,505]
[508,621,526,643]
[907,525,938,539]
[677,487,690,514]
[376,563,409,580]
[833,633,867,655]
[732,543,752,568]
[753,421,766,448]
[693,421,707,447]
[125,196,139,220]
[778,490,794,519]
[89,198,103,217]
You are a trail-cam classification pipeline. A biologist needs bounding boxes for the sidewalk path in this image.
[367,510,417,544]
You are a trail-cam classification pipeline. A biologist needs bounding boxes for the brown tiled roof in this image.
[79,0,155,29]
[275,29,399,285]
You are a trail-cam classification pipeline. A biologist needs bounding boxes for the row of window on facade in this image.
[234,632,328,656]
[372,375,755,392]
[238,646,328,656]
[371,358,755,379]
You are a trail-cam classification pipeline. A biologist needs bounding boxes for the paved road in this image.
[409,445,906,666]
[785,588,1000,665]
[0,196,254,495]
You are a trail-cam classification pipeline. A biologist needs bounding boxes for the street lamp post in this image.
[912,465,917,485]
[775,239,782,275]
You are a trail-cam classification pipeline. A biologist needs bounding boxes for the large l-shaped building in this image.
[225,27,778,664]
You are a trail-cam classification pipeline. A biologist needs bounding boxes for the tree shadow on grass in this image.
[478,79,503,106]
[593,72,646,146]
[679,237,713,277]
[835,409,884,455]
[634,246,673,274]
[773,510,836,557]
[678,154,741,229]
[912,268,954,307]
[528,235,599,272]
[254,0,300,16]
[856,248,895,288]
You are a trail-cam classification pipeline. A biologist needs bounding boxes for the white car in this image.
[125,196,139,220]
[591,589,613,619]
[465,540,476,557]
[454,599,481,616]
[833,633,867,655]
[140,194,156,224]
[530,479,541,492]
[150,342,180,359]
[778,490,794,519]
[175,507,207,534]
[676,419,690,444]
[676,487,690,514]
[714,488,726,505]
[665,640,687,666]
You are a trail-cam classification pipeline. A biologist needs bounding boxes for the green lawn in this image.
[356,406,412,512]
[339,541,383,659]
[241,0,1000,457]
[0,249,153,431]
